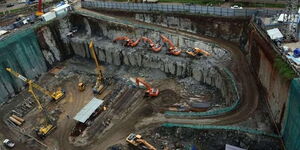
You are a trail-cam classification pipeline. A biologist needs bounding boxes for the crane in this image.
[6,68,64,101]
[28,80,57,139]
[135,78,159,97]
[89,41,105,94]
[126,133,157,150]
[35,0,43,16]
[6,68,57,139]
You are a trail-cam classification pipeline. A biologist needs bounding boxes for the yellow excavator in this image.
[126,133,157,150]
[89,41,105,94]
[6,68,65,101]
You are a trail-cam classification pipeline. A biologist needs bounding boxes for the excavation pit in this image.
[0,10,281,150]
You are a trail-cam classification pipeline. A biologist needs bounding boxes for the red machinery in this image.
[136,78,159,97]
[160,35,182,56]
[141,37,162,52]
[35,0,43,16]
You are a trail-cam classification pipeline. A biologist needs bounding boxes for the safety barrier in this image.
[162,123,281,138]
[164,68,240,117]
[81,1,283,17]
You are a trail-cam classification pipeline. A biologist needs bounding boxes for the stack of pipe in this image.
[8,115,25,126]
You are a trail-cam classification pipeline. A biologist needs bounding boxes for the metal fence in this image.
[81,1,284,17]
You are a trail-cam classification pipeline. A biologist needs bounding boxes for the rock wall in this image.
[0,29,47,102]
[41,14,237,105]
[90,11,248,44]
[134,13,249,43]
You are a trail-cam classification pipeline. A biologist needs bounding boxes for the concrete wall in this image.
[245,24,291,125]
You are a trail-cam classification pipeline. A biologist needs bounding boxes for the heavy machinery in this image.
[126,133,157,150]
[29,81,56,139]
[160,35,182,56]
[6,69,57,139]
[113,36,131,46]
[141,37,162,52]
[78,82,85,92]
[185,48,211,57]
[194,48,211,56]
[113,36,141,47]
[35,124,56,139]
[160,34,176,51]
[89,41,105,94]
[35,0,43,16]
[129,39,141,47]
[136,78,159,97]
[6,68,65,101]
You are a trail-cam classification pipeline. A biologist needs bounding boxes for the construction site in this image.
[0,0,300,150]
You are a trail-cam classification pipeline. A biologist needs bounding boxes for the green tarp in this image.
[0,29,47,102]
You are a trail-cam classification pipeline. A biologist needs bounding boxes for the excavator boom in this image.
[6,68,64,100]
[160,35,175,50]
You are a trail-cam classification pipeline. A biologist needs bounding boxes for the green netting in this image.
[282,78,300,150]
[162,123,281,138]
[164,68,240,117]
[0,28,47,101]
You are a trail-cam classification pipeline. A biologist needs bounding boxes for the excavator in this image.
[6,68,65,101]
[113,36,131,46]
[160,35,182,56]
[113,36,141,47]
[141,37,162,52]
[126,133,157,150]
[186,48,211,57]
[136,78,159,97]
[89,41,105,94]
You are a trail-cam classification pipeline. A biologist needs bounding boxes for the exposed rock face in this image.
[50,14,236,105]
[135,13,248,43]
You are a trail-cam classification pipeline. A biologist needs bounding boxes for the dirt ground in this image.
[0,57,224,150]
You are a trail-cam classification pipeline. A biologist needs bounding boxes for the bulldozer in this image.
[126,133,157,150]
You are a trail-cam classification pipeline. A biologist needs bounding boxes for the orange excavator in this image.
[126,133,157,150]
[141,37,162,52]
[160,35,182,56]
[113,36,131,46]
[136,78,159,97]
[186,48,211,57]
[129,39,141,47]
[194,48,211,56]
[113,36,141,47]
